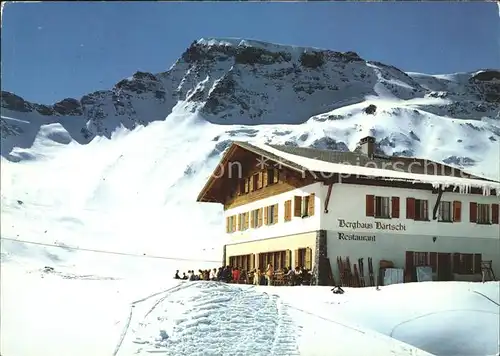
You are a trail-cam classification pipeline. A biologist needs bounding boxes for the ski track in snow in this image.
[120,282,299,356]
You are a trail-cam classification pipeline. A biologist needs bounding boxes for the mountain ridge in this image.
[1,37,499,176]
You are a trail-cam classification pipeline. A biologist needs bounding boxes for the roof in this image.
[251,142,500,196]
[197,141,500,202]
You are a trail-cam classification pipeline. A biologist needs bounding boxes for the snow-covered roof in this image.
[251,142,500,196]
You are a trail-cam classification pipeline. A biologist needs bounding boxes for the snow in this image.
[3,255,498,356]
[251,142,500,196]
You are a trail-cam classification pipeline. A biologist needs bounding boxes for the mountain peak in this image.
[181,37,363,66]
[2,38,499,165]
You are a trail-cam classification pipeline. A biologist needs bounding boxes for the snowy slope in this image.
[1,38,499,356]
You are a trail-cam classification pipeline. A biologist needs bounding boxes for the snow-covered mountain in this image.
[1,37,499,267]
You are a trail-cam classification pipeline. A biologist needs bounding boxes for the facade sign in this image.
[338,218,406,231]
[338,232,375,242]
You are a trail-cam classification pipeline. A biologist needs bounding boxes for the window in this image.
[238,179,248,195]
[301,196,309,216]
[477,204,490,224]
[366,195,399,218]
[415,199,428,220]
[252,172,263,191]
[238,213,248,231]
[264,204,278,225]
[294,194,315,218]
[250,209,262,228]
[268,205,276,224]
[266,168,279,185]
[258,250,289,270]
[438,201,452,222]
[226,215,237,233]
[375,196,390,218]
[453,253,482,274]
[295,248,312,270]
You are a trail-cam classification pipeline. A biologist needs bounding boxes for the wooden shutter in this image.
[492,203,499,224]
[285,250,291,269]
[257,172,263,189]
[452,253,460,274]
[366,195,375,217]
[226,217,230,233]
[264,206,269,225]
[262,170,268,187]
[308,193,315,216]
[305,247,312,270]
[284,200,291,222]
[391,197,400,218]
[244,212,249,229]
[244,178,249,193]
[453,201,462,222]
[429,252,437,273]
[294,249,299,267]
[249,254,255,271]
[294,196,302,217]
[273,204,279,224]
[473,253,482,274]
[232,216,236,232]
[469,202,477,223]
[257,208,262,227]
[406,197,415,219]
[273,168,279,184]
[405,251,414,277]
[249,176,254,192]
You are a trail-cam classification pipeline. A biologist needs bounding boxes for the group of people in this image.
[174,264,313,286]
[173,266,242,282]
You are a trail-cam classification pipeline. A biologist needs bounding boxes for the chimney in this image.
[359,136,376,157]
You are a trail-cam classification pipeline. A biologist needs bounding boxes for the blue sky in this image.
[2,1,499,104]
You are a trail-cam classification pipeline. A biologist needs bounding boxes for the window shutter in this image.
[453,201,462,222]
[473,253,482,274]
[244,212,249,229]
[262,170,268,187]
[308,193,315,216]
[249,176,254,192]
[294,196,302,217]
[305,247,312,270]
[226,217,230,233]
[294,249,300,267]
[258,208,263,227]
[273,168,279,184]
[264,207,269,225]
[423,200,429,220]
[244,178,249,193]
[232,216,236,232]
[366,195,375,217]
[469,202,477,223]
[391,197,400,218]
[284,200,291,222]
[492,204,499,224]
[429,252,437,273]
[406,197,415,219]
[452,253,460,274]
[285,250,291,269]
[257,172,263,189]
[273,203,279,224]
